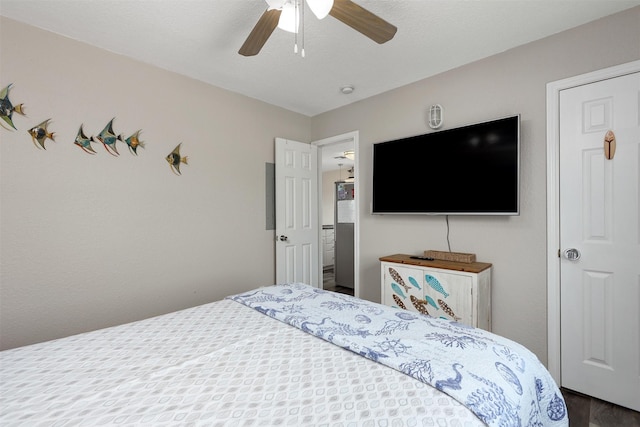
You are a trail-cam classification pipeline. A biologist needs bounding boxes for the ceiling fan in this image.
[239,0,397,56]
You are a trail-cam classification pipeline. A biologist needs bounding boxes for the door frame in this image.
[313,131,360,298]
[546,60,640,384]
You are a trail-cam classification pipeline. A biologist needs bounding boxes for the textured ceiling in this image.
[2,0,638,118]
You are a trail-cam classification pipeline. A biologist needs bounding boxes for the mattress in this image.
[1,291,485,426]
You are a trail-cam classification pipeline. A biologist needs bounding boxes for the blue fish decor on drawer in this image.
[166,143,189,175]
[0,84,26,130]
[74,124,96,154]
[390,282,406,299]
[124,130,145,155]
[425,295,439,310]
[408,276,421,290]
[96,118,123,156]
[27,119,55,150]
[425,274,449,298]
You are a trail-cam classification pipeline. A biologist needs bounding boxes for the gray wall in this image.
[1,8,639,363]
[0,17,310,350]
[311,7,640,364]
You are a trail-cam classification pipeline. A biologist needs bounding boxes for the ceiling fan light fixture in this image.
[278,1,299,33]
[307,0,334,19]
[265,0,286,10]
[240,0,395,57]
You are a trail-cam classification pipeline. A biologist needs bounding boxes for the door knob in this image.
[563,248,581,261]
[278,235,289,242]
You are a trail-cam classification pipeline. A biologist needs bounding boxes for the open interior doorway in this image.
[314,132,359,297]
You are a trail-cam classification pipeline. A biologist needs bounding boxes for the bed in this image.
[0,283,567,426]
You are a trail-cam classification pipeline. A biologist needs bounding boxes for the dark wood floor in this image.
[323,266,353,296]
[561,388,640,426]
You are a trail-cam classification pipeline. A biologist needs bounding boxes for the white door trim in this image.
[312,131,360,298]
[546,60,640,384]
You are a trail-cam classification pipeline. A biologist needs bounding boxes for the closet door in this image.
[559,72,640,411]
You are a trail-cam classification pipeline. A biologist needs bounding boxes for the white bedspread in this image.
[1,293,485,426]
[230,284,568,427]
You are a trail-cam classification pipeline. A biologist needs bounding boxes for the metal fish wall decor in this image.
[27,119,55,149]
[72,123,145,156]
[0,84,26,131]
[73,124,96,154]
[3,83,197,176]
[166,143,189,175]
[124,130,144,155]
[96,118,123,156]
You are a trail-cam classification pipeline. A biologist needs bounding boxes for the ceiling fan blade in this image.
[239,8,282,56]
[329,0,397,44]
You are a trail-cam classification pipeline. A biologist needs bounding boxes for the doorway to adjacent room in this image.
[314,131,359,297]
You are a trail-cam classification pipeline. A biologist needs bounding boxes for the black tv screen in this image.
[372,115,520,215]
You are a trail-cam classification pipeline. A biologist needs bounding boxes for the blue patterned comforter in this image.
[228,283,568,427]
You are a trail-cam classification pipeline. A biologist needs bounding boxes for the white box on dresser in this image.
[380,254,492,330]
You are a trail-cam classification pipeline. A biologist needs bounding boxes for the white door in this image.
[559,72,640,411]
[275,138,319,287]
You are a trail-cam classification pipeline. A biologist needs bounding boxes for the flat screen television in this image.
[372,115,520,215]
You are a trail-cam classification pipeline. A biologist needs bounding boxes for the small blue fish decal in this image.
[425,274,449,298]
[28,119,55,150]
[73,124,96,154]
[124,129,145,155]
[425,295,439,310]
[96,118,123,156]
[391,283,406,299]
[0,83,25,130]
[408,276,421,290]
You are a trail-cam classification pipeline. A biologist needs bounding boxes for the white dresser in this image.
[380,254,492,330]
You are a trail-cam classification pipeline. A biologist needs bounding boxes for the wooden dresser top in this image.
[379,254,492,273]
